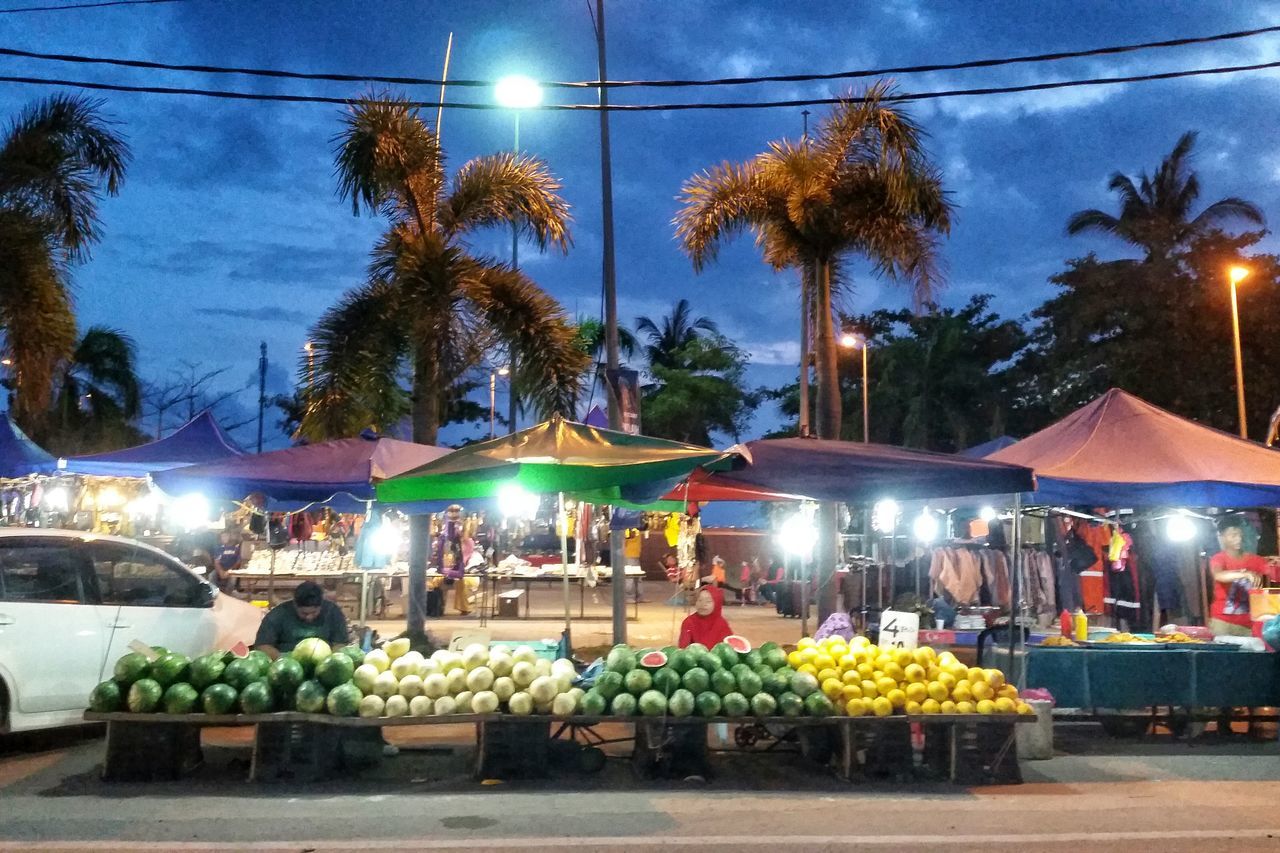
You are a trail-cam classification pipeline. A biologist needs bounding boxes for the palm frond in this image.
[0,94,129,258]
[462,260,588,418]
[441,152,572,252]
[332,93,443,232]
[69,326,140,418]
[674,159,768,271]
[1191,196,1266,231]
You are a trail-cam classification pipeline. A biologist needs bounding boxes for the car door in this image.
[91,540,219,667]
[0,537,108,714]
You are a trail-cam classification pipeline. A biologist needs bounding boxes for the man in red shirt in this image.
[1209,517,1271,637]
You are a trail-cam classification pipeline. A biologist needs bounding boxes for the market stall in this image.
[975,389,1280,725]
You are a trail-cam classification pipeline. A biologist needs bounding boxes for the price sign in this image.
[878,609,919,650]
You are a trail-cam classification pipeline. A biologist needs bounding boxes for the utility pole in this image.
[798,110,812,438]
[596,0,627,646]
[256,342,267,453]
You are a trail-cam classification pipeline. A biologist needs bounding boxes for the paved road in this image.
[2,723,1279,852]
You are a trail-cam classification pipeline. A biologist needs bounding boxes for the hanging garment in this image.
[978,549,1011,608]
[1075,521,1111,614]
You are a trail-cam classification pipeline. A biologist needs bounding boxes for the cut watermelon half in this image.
[639,650,669,670]
[725,635,752,654]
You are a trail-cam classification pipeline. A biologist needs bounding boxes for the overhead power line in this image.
[0,23,1278,88]
[0,0,186,13]
[1,58,1279,110]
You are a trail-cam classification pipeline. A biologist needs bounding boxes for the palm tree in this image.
[635,299,720,370]
[675,83,951,443]
[0,95,128,427]
[42,326,142,453]
[312,94,587,637]
[675,83,950,622]
[1067,131,1264,263]
[573,316,638,365]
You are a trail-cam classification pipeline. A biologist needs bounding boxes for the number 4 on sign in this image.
[879,610,919,650]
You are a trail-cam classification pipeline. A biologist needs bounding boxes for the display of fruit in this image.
[789,634,1032,717]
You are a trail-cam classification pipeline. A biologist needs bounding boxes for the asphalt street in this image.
[2,723,1279,852]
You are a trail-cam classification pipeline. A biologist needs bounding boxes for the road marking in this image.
[4,829,1280,850]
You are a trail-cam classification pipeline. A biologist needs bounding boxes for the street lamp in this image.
[303,340,315,391]
[1228,264,1249,438]
[489,366,509,438]
[840,332,870,443]
[494,74,543,435]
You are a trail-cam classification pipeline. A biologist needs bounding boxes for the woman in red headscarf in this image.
[678,586,734,648]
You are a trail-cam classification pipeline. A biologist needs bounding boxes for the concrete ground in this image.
[2,719,1279,851]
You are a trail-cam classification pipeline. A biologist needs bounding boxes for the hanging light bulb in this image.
[1167,512,1197,543]
[913,510,940,543]
[871,499,899,533]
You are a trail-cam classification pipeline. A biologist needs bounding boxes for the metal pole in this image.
[489,372,496,438]
[1230,278,1248,438]
[559,492,572,647]
[508,113,521,436]
[596,0,628,646]
[798,269,810,437]
[862,344,870,443]
[1008,494,1024,687]
[256,342,266,453]
[799,552,809,638]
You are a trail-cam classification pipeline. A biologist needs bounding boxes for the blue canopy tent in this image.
[151,434,453,513]
[0,414,58,478]
[61,410,243,477]
[988,389,1280,507]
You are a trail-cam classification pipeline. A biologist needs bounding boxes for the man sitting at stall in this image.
[678,586,734,648]
[254,580,350,659]
[1209,516,1272,637]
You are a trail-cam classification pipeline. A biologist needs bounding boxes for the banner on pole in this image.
[605,367,642,435]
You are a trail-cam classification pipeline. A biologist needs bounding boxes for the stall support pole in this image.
[359,571,368,628]
[267,546,276,606]
[610,523,627,646]
[1007,494,1023,688]
[558,492,572,648]
[799,553,810,638]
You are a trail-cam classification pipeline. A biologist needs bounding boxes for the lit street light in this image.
[494,74,543,435]
[1228,264,1249,438]
[489,366,509,438]
[840,332,870,443]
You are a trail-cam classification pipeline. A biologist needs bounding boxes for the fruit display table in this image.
[86,711,1032,785]
[991,646,1280,712]
[483,566,645,621]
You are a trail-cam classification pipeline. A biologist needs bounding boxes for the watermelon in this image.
[88,680,123,712]
[162,683,200,714]
[239,681,275,714]
[751,692,777,717]
[731,663,753,681]
[789,671,819,699]
[189,653,226,690]
[684,642,709,657]
[668,688,696,717]
[725,635,752,655]
[736,671,763,698]
[778,692,804,717]
[752,664,774,681]
[712,642,740,670]
[638,690,668,717]
[127,678,163,713]
[291,638,332,674]
[294,679,328,714]
[759,641,780,652]
[201,682,238,715]
[222,658,258,691]
[710,669,737,697]
[337,645,365,667]
[151,653,191,688]
[610,692,637,716]
[267,657,306,694]
[682,667,710,695]
[721,692,750,717]
[762,647,789,670]
[595,670,625,701]
[325,682,362,717]
[742,649,763,669]
[314,653,356,689]
[605,647,637,675]
[652,667,681,697]
[112,652,151,686]
[580,689,608,716]
[624,668,653,696]
[695,691,721,717]
[667,650,694,674]
[804,692,834,717]
[246,649,272,676]
[696,652,722,673]
[762,672,789,697]
[639,650,668,671]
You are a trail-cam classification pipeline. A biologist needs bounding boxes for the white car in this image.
[0,528,263,733]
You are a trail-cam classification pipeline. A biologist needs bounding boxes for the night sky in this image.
[3,0,1278,448]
